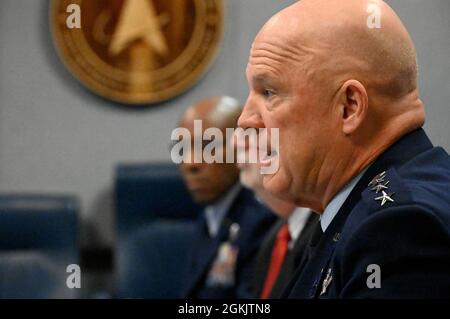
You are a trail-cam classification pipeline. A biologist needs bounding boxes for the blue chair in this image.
[115,163,200,239]
[0,194,80,299]
[115,163,200,298]
[117,221,196,298]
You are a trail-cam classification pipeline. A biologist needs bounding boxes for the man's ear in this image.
[338,80,368,134]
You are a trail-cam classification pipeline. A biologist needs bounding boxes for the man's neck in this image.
[317,124,422,212]
[256,188,295,219]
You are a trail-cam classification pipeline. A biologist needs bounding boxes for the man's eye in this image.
[263,89,275,99]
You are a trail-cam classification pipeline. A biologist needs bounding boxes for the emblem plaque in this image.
[50,0,223,105]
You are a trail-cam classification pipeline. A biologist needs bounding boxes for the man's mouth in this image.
[260,149,278,166]
[185,178,209,191]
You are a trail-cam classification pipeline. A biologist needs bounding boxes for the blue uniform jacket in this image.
[182,187,276,299]
[284,128,450,298]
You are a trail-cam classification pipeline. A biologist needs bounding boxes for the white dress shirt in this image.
[287,207,312,249]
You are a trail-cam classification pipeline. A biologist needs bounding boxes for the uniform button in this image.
[333,232,341,242]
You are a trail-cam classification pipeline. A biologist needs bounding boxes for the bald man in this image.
[238,0,450,298]
[178,96,275,299]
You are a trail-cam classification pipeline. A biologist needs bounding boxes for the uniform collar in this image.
[320,168,367,232]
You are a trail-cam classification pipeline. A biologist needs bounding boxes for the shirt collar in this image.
[204,183,242,237]
[320,168,367,232]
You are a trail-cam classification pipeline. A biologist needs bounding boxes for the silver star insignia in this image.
[368,171,386,187]
[371,181,390,193]
[375,191,395,206]
[320,268,333,296]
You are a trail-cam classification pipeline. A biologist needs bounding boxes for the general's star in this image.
[109,0,168,56]
[368,171,386,187]
[375,191,395,206]
[371,181,390,193]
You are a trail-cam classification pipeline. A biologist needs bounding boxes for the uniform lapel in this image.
[185,216,228,295]
[185,188,245,296]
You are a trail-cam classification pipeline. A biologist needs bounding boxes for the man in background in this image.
[236,132,318,299]
[178,96,275,299]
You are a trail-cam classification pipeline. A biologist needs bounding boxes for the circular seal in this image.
[50,0,223,105]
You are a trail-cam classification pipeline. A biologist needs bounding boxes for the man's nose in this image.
[180,144,203,172]
[238,96,264,129]
[182,160,202,174]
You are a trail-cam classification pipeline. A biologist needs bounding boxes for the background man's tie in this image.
[260,223,291,299]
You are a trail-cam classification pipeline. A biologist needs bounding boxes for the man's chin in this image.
[262,173,291,201]
[191,192,215,206]
[194,197,213,206]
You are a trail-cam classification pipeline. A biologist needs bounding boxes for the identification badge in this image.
[206,223,240,287]
[206,242,238,287]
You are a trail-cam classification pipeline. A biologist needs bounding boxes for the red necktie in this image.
[260,223,291,299]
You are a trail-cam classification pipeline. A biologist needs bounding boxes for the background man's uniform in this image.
[253,208,318,298]
[284,129,450,298]
[182,185,275,299]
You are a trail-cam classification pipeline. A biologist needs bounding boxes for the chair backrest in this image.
[115,162,200,239]
[114,162,201,298]
[0,194,80,298]
[0,252,74,299]
[116,220,196,298]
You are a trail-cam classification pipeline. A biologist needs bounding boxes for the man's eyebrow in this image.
[251,72,276,86]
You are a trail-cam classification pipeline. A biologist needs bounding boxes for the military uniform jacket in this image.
[182,187,276,299]
[284,129,450,298]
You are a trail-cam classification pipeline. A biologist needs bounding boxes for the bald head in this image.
[181,96,242,132]
[239,0,425,211]
[256,0,418,99]
[178,97,242,205]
